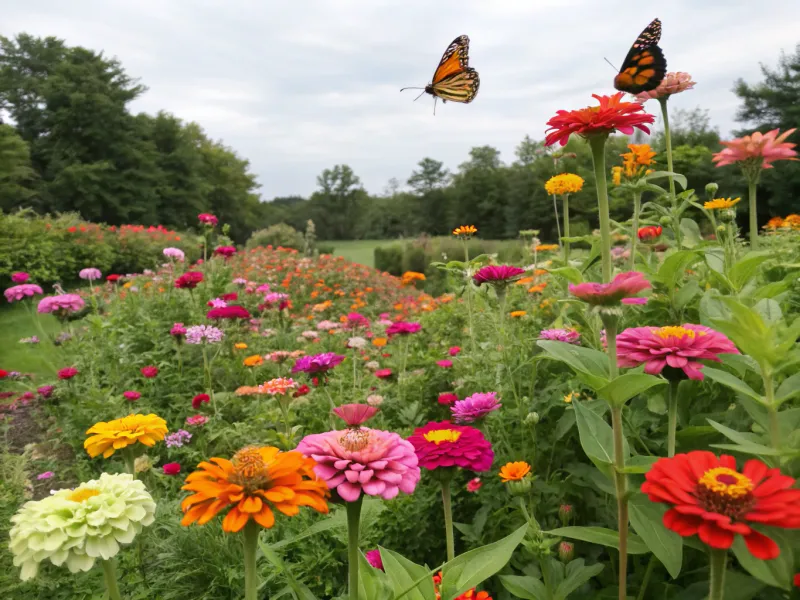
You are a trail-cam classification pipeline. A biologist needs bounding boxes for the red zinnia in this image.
[545,92,655,147]
[438,392,458,405]
[57,367,79,380]
[221,292,238,301]
[163,462,181,475]
[207,305,252,320]
[0,369,8,379]
[213,245,237,258]
[293,384,310,398]
[141,366,159,378]
[192,393,210,409]
[375,368,393,379]
[175,271,204,289]
[638,226,662,241]
[642,451,800,559]
[106,274,121,283]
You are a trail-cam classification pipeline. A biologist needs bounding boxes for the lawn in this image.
[323,239,393,267]
[0,303,62,378]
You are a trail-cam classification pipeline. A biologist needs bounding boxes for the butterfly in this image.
[613,18,667,94]
[401,35,480,111]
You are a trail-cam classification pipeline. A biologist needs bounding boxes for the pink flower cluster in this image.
[37,294,84,313]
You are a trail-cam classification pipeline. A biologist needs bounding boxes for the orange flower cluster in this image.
[401,271,426,287]
[432,572,491,600]
[764,214,800,230]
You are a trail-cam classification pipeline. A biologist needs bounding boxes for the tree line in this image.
[1,33,798,243]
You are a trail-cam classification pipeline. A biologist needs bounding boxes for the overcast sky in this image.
[3,0,799,199]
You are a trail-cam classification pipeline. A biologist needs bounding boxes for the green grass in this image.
[0,303,62,377]
[323,240,395,267]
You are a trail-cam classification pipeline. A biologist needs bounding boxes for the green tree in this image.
[408,158,451,235]
[310,165,365,239]
[0,123,37,210]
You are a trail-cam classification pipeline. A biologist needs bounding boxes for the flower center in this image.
[230,447,271,492]
[695,467,756,520]
[423,429,463,445]
[652,326,705,340]
[68,488,100,503]
[339,427,370,452]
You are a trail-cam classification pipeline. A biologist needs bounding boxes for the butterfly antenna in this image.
[399,86,425,92]
[433,97,437,116]
[604,57,619,71]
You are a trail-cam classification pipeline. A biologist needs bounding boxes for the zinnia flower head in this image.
[57,367,79,380]
[140,366,158,378]
[438,392,458,405]
[333,403,378,426]
[181,445,329,532]
[123,390,141,401]
[207,305,251,320]
[436,359,453,368]
[386,321,421,336]
[638,225,663,241]
[500,461,531,482]
[84,413,168,458]
[408,421,493,471]
[452,392,502,423]
[186,415,209,427]
[704,197,741,210]
[175,271,203,289]
[170,322,187,338]
[9,473,156,581]
[539,329,580,344]
[467,477,482,492]
[635,71,696,101]
[297,428,420,501]
[545,92,655,147]
[712,128,797,175]
[11,272,29,283]
[36,293,82,312]
[185,325,225,344]
[163,247,185,261]
[192,393,210,409]
[472,265,526,286]
[198,213,218,226]
[79,268,101,281]
[259,377,299,396]
[642,451,800,559]
[345,312,370,329]
[213,245,237,258]
[544,173,584,195]
[569,271,650,308]
[292,352,345,374]
[617,324,738,380]
[452,225,477,238]
[163,462,181,475]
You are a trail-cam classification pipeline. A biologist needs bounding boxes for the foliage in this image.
[246,223,306,251]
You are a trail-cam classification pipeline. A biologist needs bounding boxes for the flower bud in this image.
[558,504,573,526]
[719,209,737,223]
[658,216,672,226]
[558,541,574,563]
[506,476,533,496]
[716,225,727,234]
[524,412,540,426]
[705,182,719,198]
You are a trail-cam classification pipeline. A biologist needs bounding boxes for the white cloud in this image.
[3,0,798,197]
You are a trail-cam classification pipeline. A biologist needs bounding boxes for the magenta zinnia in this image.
[472,265,526,286]
[408,421,493,471]
[451,392,502,423]
[617,324,739,380]
[292,352,345,374]
[206,305,251,320]
[569,271,650,307]
[386,321,421,336]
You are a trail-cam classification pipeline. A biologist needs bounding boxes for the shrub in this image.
[246,223,305,250]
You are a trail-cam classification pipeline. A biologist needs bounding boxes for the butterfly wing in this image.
[432,35,471,84]
[613,18,667,94]
[431,68,480,103]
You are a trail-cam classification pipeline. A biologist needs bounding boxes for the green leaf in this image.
[655,250,699,290]
[380,547,436,600]
[498,575,548,600]
[554,410,576,441]
[702,367,763,403]
[706,419,776,452]
[545,526,650,554]
[646,170,687,190]
[731,533,792,590]
[439,524,527,600]
[621,455,659,474]
[573,399,628,474]
[710,298,771,367]
[258,542,321,600]
[680,218,702,248]
[536,341,609,390]
[628,493,683,578]
[555,559,604,599]
[776,372,800,405]
[673,279,700,310]
[548,266,583,284]
[719,570,766,600]
[597,373,666,407]
[728,251,772,291]
[358,551,391,600]
[753,298,782,324]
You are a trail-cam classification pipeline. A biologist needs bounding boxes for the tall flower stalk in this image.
[545,174,584,264]
[630,191,641,270]
[588,135,613,283]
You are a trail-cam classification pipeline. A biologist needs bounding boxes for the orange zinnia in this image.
[372,337,388,347]
[181,446,329,532]
[243,355,264,367]
[499,461,531,482]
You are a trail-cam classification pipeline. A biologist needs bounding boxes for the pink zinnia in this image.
[436,360,453,369]
[170,323,187,337]
[206,305,251,320]
[438,392,458,405]
[57,367,79,380]
[213,245,237,257]
[386,321,421,336]
[292,352,345,374]
[37,293,84,313]
[448,346,461,357]
[345,312,370,329]
[333,403,378,426]
[11,272,29,283]
[365,549,384,571]
[467,477,482,493]
[452,392,502,423]
[472,265,526,286]
[5,284,44,303]
[635,72,696,101]
[186,414,209,426]
[713,128,797,170]
[123,391,141,401]
[162,462,181,475]
[539,328,581,344]
[141,366,159,378]
[408,421,493,471]
[569,271,650,306]
[617,324,739,380]
[198,213,218,226]
[375,368,393,379]
[297,428,420,502]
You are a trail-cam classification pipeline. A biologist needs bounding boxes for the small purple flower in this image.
[79,268,102,281]
[539,329,581,344]
[452,392,502,423]
[292,352,345,374]
[37,471,54,480]
[165,429,192,448]
[185,325,225,344]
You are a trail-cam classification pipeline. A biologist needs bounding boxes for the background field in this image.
[323,239,393,267]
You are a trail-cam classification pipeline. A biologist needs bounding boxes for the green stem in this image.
[202,345,217,417]
[101,559,123,600]
[748,178,758,249]
[708,549,727,600]
[123,448,136,477]
[658,97,682,249]
[763,370,780,449]
[636,555,657,600]
[347,496,364,600]
[441,477,455,562]
[279,399,293,443]
[552,193,562,249]
[588,135,612,283]
[667,379,679,457]
[630,192,641,271]
[562,194,570,263]
[243,520,259,600]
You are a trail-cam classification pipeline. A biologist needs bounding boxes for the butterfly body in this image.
[613,18,667,94]
[402,35,480,108]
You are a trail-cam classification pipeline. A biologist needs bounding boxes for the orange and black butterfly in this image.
[613,18,667,94]
[401,35,480,111]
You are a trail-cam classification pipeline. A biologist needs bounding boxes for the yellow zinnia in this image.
[545,173,584,196]
[84,414,168,458]
[704,197,741,210]
[452,225,477,238]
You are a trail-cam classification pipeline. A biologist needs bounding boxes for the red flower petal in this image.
[743,530,779,560]
[698,522,735,549]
